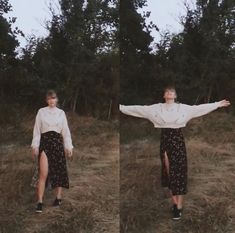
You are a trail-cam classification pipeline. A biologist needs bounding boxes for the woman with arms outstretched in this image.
[119,86,230,220]
[31,90,73,213]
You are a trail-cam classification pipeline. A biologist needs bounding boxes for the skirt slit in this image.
[163,150,170,177]
[38,150,49,188]
[31,131,70,189]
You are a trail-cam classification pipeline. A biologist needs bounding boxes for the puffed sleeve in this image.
[61,111,74,150]
[31,109,42,149]
[185,101,220,121]
[119,104,155,119]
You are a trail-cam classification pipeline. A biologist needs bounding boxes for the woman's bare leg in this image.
[170,191,178,205]
[37,151,48,203]
[177,195,183,209]
[164,152,177,205]
[55,187,62,199]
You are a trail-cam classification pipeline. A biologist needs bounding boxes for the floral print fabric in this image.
[160,128,187,195]
[31,131,69,189]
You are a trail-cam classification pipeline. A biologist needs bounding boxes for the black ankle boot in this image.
[172,206,182,220]
[35,202,43,213]
[52,197,62,207]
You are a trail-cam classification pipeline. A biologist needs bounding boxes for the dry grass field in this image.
[120,112,235,233]
[0,113,119,233]
[1,111,235,233]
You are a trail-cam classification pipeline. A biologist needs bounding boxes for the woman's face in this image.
[46,95,58,107]
[163,89,177,100]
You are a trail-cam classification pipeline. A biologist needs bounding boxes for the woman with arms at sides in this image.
[119,86,230,220]
[31,90,74,213]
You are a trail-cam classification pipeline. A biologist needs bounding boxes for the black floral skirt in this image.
[31,131,69,189]
[160,128,187,195]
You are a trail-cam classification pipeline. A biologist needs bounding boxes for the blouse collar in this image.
[46,106,58,113]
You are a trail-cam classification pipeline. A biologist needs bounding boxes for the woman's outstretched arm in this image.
[119,104,156,119]
[185,99,230,120]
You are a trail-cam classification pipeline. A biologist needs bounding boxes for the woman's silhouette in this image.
[31,90,73,213]
[120,86,230,220]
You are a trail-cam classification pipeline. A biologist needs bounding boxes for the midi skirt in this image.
[31,131,69,189]
[160,128,187,195]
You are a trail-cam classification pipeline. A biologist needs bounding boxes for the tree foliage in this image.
[120,0,235,108]
[0,0,234,124]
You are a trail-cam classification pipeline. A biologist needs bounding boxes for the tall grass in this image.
[120,112,235,233]
[0,113,119,233]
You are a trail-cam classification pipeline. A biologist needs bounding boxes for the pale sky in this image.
[7,0,59,48]
[142,0,196,43]
[7,0,196,48]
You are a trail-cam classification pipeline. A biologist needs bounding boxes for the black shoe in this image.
[52,197,62,207]
[172,206,182,220]
[35,202,43,213]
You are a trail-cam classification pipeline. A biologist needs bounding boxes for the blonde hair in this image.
[46,89,57,99]
[164,85,176,93]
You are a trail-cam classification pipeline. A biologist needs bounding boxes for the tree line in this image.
[120,0,235,111]
[0,0,118,123]
[0,0,234,124]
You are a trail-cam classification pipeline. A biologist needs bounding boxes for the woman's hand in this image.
[65,148,73,159]
[31,147,39,161]
[218,99,231,108]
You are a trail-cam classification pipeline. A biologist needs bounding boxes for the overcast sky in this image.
[7,0,196,47]
[142,0,196,43]
[7,0,59,47]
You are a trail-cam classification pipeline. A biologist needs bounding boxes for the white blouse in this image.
[31,106,74,150]
[120,101,220,128]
